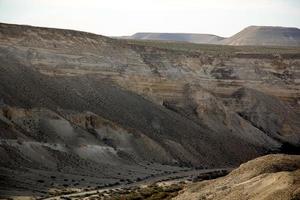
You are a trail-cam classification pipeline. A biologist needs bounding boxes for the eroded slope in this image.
[0,23,299,198]
[175,154,300,200]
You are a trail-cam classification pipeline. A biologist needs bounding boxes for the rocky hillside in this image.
[0,23,300,198]
[221,26,300,46]
[121,26,300,46]
[121,32,224,44]
[175,154,300,200]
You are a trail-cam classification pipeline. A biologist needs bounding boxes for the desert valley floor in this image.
[0,23,299,199]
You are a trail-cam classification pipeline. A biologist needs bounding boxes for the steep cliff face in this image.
[0,23,300,197]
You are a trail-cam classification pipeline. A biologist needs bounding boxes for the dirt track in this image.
[41,168,229,200]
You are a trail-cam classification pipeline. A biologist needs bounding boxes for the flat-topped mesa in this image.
[119,26,300,46]
[126,32,225,44]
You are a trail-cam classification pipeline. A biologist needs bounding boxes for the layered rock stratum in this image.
[0,23,299,198]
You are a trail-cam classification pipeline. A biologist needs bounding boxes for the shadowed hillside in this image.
[0,23,299,199]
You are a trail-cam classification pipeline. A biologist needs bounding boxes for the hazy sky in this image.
[0,0,299,37]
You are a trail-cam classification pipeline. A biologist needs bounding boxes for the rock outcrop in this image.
[0,23,299,198]
[175,154,300,200]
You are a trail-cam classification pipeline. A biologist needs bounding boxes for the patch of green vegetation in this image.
[102,183,184,200]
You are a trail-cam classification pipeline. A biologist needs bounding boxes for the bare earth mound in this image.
[175,154,300,200]
[221,26,300,46]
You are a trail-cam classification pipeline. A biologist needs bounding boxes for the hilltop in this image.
[175,154,300,200]
[120,26,300,46]
[221,26,300,46]
[0,23,299,198]
[121,32,224,44]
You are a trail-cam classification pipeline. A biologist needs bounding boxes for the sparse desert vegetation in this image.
[0,23,299,200]
[58,183,185,200]
[107,184,183,200]
[175,154,300,200]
